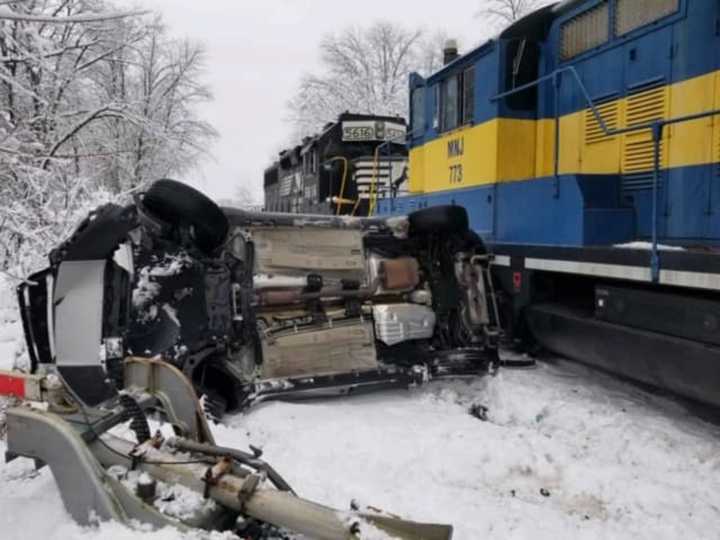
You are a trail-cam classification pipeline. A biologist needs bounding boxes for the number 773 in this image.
[449,164,463,184]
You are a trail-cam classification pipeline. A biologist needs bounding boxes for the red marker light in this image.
[513,272,522,293]
[0,373,26,399]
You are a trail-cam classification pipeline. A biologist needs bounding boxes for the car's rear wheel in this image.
[408,205,469,236]
[142,179,229,253]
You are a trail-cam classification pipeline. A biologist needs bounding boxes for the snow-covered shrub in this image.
[1,173,119,276]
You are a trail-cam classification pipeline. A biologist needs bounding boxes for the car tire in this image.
[408,205,469,236]
[142,179,229,253]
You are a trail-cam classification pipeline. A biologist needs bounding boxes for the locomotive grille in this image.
[561,1,609,60]
[625,85,667,128]
[584,100,619,145]
[615,0,679,37]
[622,84,668,193]
[353,158,407,200]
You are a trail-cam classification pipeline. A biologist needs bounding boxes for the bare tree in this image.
[416,30,451,78]
[0,7,148,23]
[117,22,217,188]
[477,0,552,27]
[0,0,216,274]
[217,184,261,211]
[287,22,445,138]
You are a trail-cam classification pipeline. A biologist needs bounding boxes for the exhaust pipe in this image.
[443,39,459,64]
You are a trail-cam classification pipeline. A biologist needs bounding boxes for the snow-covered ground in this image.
[1,363,719,540]
[1,275,720,539]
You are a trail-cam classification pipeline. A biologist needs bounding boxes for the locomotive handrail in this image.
[323,156,349,216]
[369,129,417,216]
[492,66,720,282]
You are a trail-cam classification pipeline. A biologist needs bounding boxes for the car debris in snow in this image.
[469,402,489,421]
[0,357,455,539]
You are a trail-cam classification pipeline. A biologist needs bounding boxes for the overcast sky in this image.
[120,0,490,202]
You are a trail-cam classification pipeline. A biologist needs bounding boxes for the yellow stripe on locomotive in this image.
[409,69,720,195]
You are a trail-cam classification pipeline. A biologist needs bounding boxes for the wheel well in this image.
[193,360,239,411]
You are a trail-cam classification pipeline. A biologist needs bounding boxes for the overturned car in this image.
[18,180,500,413]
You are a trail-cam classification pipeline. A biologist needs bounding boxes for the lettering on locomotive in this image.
[448,137,464,184]
[447,137,464,158]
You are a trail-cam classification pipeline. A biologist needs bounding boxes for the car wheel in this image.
[142,179,229,253]
[408,205,469,236]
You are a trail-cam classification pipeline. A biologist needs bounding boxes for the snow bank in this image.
[212,362,720,540]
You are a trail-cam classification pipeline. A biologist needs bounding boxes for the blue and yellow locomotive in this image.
[377,0,720,409]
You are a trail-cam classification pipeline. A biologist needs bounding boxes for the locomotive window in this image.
[560,1,609,60]
[441,75,460,132]
[615,0,679,36]
[439,69,474,132]
[411,87,425,135]
[462,66,475,124]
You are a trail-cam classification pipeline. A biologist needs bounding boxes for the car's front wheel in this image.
[142,179,230,254]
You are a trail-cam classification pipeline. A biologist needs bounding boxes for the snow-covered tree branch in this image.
[0,7,148,24]
[287,22,447,138]
[476,0,554,28]
[0,0,216,274]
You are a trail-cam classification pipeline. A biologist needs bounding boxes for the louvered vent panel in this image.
[615,0,679,37]
[279,177,293,197]
[626,86,667,127]
[560,1,609,60]
[622,85,667,192]
[624,138,664,174]
[585,101,619,144]
[716,73,720,179]
[716,121,720,178]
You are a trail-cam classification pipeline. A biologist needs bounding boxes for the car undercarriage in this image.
[18,179,500,414]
